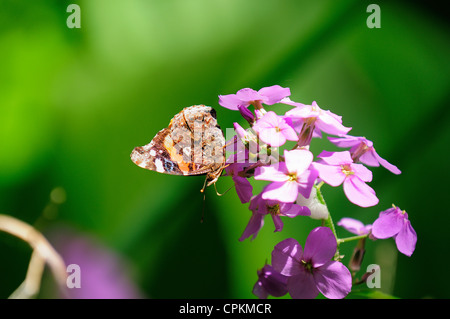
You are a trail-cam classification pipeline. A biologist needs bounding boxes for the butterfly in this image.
[130,105,226,191]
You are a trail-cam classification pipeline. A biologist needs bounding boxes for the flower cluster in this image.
[219,85,416,299]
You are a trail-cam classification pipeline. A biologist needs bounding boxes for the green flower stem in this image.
[337,234,368,244]
[315,184,340,261]
[315,184,370,260]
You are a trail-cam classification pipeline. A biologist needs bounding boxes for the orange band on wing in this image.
[164,137,190,173]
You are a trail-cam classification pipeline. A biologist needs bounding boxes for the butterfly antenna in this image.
[223,136,237,149]
[201,188,206,223]
[200,178,208,195]
[213,182,234,197]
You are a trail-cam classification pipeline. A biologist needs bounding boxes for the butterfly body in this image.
[131,105,226,187]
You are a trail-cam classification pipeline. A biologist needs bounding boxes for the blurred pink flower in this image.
[49,227,144,299]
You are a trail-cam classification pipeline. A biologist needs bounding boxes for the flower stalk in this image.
[315,185,341,261]
[337,234,368,244]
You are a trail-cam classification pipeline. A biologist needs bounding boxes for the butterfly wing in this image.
[130,105,226,177]
[131,127,185,175]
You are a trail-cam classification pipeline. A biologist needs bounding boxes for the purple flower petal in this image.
[286,101,351,137]
[225,161,253,203]
[285,104,319,120]
[272,215,284,232]
[395,220,417,257]
[284,149,313,176]
[252,281,269,299]
[315,112,352,136]
[219,85,289,111]
[317,151,352,165]
[312,127,323,138]
[233,122,248,140]
[239,211,265,241]
[337,218,371,236]
[372,148,401,175]
[322,108,344,124]
[279,203,311,217]
[328,135,363,148]
[254,163,289,182]
[311,102,351,135]
[248,193,264,212]
[258,85,291,105]
[232,175,253,203]
[280,127,299,142]
[258,127,287,147]
[343,175,379,208]
[280,115,297,132]
[253,111,278,129]
[371,207,404,239]
[351,163,373,182]
[314,261,352,299]
[218,94,245,110]
[253,111,297,147]
[280,97,306,108]
[236,88,262,102]
[261,180,299,203]
[226,136,249,164]
[253,265,288,298]
[287,271,320,299]
[296,168,319,199]
[328,135,401,175]
[303,227,337,268]
[358,148,381,167]
[272,238,303,276]
[312,162,346,187]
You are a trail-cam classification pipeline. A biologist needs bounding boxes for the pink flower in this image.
[284,100,351,137]
[218,85,291,110]
[328,135,401,174]
[271,227,352,299]
[312,151,379,207]
[371,206,417,256]
[337,218,372,236]
[255,149,318,203]
[252,111,298,147]
[239,191,310,241]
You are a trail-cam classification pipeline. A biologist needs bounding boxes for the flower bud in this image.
[296,187,329,220]
[296,120,315,148]
[349,238,366,273]
[238,105,255,125]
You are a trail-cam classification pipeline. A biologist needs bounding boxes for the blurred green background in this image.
[1,0,449,299]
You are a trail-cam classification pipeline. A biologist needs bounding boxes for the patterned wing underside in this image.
[130,105,225,177]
